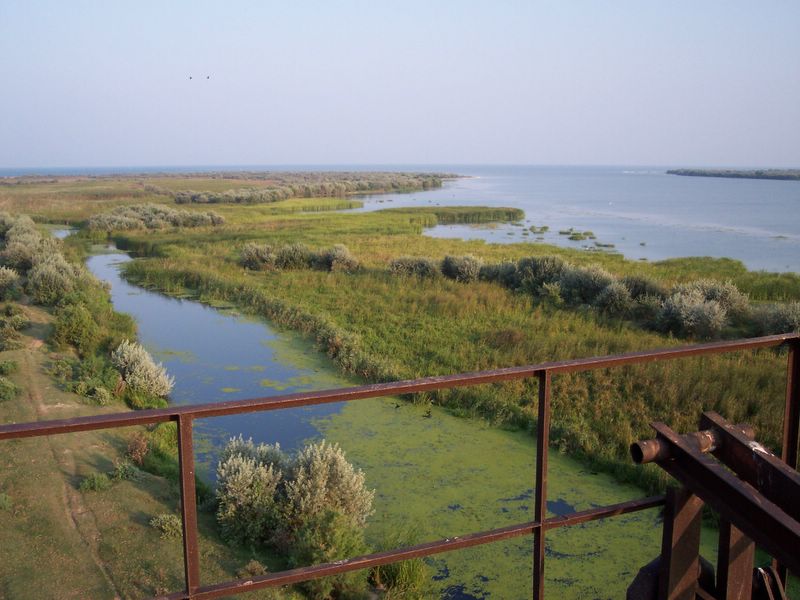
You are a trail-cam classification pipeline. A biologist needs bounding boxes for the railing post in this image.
[177,415,201,596]
[533,370,551,600]
[774,340,800,585]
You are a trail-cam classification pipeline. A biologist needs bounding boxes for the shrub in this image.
[594,282,634,317]
[111,339,174,397]
[149,513,183,539]
[317,244,359,273]
[0,326,22,351]
[236,559,268,578]
[478,261,518,286]
[91,386,113,406]
[389,257,441,279]
[127,432,150,465]
[674,279,750,322]
[52,303,100,355]
[622,275,667,300]
[49,358,74,381]
[240,243,276,270]
[275,243,313,270]
[0,376,18,402]
[88,204,225,231]
[111,459,140,481]
[0,492,10,511]
[0,360,17,375]
[124,389,169,409]
[516,255,569,293]
[79,472,112,492]
[441,255,482,283]
[633,294,664,327]
[285,440,374,529]
[216,452,283,546]
[659,289,728,338]
[558,265,615,305]
[0,239,40,271]
[754,302,800,335]
[288,511,369,599]
[0,266,20,299]
[26,254,79,305]
[373,530,430,597]
[0,313,27,331]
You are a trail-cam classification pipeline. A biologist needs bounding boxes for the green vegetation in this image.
[217,437,376,598]
[667,168,800,181]
[241,242,360,273]
[166,171,451,203]
[149,513,183,539]
[109,200,799,493]
[87,203,225,231]
[78,472,112,492]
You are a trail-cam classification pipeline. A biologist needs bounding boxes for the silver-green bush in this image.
[658,289,728,338]
[285,440,374,528]
[516,255,569,293]
[0,266,20,298]
[595,282,634,316]
[558,265,615,305]
[111,339,174,397]
[441,255,482,283]
[389,256,441,278]
[754,302,800,335]
[673,279,749,321]
[87,204,224,231]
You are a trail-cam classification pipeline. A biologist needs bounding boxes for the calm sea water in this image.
[356,165,800,273]
[20,164,800,271]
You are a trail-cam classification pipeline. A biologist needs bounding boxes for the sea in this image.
[3,164,798,272]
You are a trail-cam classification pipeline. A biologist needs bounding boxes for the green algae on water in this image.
[315,397,718,599]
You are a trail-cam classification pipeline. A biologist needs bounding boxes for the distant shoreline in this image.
[667,168,800,181]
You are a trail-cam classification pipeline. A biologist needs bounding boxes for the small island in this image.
[667,168,800,181]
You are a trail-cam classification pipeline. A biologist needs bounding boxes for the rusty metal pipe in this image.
[630,424,755,464]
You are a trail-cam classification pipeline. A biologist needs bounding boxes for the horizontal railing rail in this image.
[1,333,797,599]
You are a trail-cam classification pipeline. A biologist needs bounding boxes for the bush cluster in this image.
[240,242,360,273]
[0,266,20,300]
[216,437,374,597]
[474,254,779,340]
[111,339,174,398]
[87,204,225,231]
[169,172,446,204]
[0,376,19,402]
[754,301,800,336]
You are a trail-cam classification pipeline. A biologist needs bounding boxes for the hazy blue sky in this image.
[1,1,798,168]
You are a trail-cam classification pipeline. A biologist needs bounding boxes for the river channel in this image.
[85,243,717,600]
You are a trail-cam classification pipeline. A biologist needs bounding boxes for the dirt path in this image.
[20,309,122,599]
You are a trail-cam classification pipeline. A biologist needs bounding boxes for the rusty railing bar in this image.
[1,334,795,442]
[775,338,800,585]
[176,415,201,595]
[157,495,665,600]
[533,371,551,600]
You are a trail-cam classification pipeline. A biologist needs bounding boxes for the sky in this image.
[1,1,799,168]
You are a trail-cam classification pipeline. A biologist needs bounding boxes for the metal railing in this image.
[1,333,798,599]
